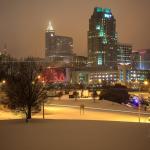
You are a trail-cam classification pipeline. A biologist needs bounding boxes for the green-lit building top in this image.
[88,7,117,68]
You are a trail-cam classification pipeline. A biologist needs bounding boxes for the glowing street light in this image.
[2,80,6,84]
[41,80,46,119]
[98,79,102,83]
[144,81,148,85]
[42,80,45,84]
[89,79,92,83]
[37,75,41,80]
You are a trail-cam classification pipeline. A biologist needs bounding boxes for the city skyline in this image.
[0,0,150,58]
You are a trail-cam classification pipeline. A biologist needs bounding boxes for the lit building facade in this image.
[88,7,117,68]
[89,70,118,84]
[45,21,74,65]
[71,68,150,85]
[117,43,132,65]
[131,51,140,69]
[132,50,150,70]
[127,70,150,82]
[72,55,87,67]
[71,68,119,85]
[138,49,150,70]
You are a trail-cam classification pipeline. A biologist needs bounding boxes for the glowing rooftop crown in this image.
[47,21,54,32]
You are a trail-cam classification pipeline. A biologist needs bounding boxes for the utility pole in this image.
[138,103,141,123]
[43,100,45,119]
[42,80,46,119]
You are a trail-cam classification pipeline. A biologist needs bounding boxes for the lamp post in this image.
[43,99,45,119]
[42,80,45,119]
[138,102,141,123]
[144,81,149,92]
[37,74,45,119]
[0,80,6,91]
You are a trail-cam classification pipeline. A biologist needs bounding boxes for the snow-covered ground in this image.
[0,100,150,123]
[0,98,150,150]
[48,98,150,112]
[0,119,150,150]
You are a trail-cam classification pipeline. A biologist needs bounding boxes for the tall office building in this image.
[88,7,117,68]
[132,49,150,70]
[117,43,132,65]
[45,21,74,65]
[138,49,150,70]
[131,51,140,69]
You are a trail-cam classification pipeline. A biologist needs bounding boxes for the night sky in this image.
[0,0,150,58]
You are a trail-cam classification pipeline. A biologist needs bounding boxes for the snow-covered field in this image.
[0,99,150,150]
[48,98,149,112]
[0,119,150,150]
[0,100,150,123]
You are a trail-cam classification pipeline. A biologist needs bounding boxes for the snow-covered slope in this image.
[0,119,149,150]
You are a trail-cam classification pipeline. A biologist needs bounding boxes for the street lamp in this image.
[0,80,6,91]
[138,102,141,123]
[37,75,41,80]
[98,79,102,83]
[42,80,46,119]
[144,81,148,86]
[2,80,6,84]
[89,79,92,84]
[143,81,149,92]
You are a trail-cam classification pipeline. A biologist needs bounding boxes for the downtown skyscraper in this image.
[88,7,117,68]
[45,21,74,65]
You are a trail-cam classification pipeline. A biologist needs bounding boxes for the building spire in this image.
[47,21,54,32]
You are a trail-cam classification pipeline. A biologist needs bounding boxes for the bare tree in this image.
[2,58,47,122]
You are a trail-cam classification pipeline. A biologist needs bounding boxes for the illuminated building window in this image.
[104,14,112,18]
[104,8,111,13]
[103,37,107,44]
[98,52,102,65]
[96,8,103,13]
[99,26,105,37]
[96,25,101,30]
